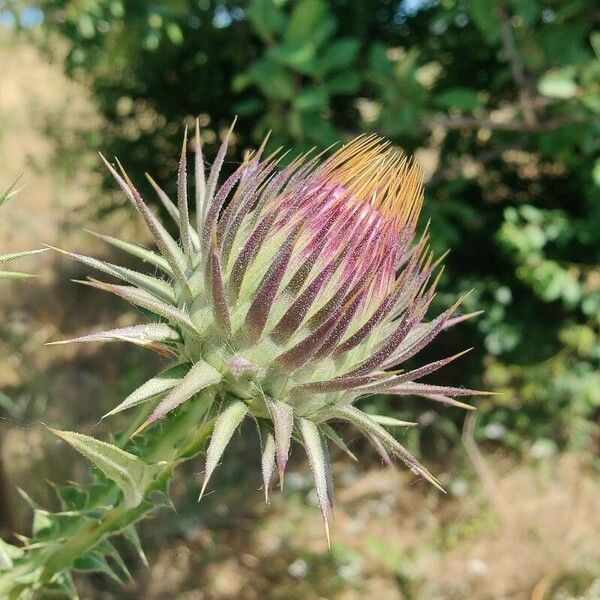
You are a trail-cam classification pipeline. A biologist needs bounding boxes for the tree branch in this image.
[422,113,584,133]
[497,3,538,126]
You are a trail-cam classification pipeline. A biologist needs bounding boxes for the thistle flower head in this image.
[54,124,485,542]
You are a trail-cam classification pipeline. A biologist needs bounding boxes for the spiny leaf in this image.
[327,405,444,492]
[298,417,332,548]
[103,363,190,418]
[79,279,198,334]
[368,415,417,427]
[356,348,473,393]
[50,429,164,508]
[0,271,35,280]
[0,175,24,207]
[87,230,171,274]
[194,118,206,232]
[145,173,200,251]
[97,539,133,582]
[319,423,358,462]
[207,237,231,335]
[48,323,180,355]
[122,525,148,567]
[381,382,489,399]
[268,399,294,488]
[199,400,248,499]
[100,154,191,297]
[177,127,193,258]
[0,248,46,264]
[260,430,276,503]
[48,246,175,304]
[73,552,124,584]
[147,359,221,424]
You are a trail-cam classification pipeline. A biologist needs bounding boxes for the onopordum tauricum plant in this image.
[0,126,486,597]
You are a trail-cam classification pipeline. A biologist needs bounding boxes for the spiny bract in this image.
[53,123,485,542]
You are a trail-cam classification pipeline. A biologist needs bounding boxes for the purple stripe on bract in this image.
[244,224,301,343]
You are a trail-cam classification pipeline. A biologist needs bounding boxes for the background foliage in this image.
[24,0,598,453]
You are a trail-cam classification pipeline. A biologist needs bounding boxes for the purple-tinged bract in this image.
[55,125,486,542]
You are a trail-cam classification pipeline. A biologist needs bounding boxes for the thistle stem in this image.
[0,393,216,596]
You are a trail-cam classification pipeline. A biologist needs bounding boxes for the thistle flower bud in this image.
[57,125,486,541]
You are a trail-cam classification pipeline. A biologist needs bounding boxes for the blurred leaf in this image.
[247,0,286,42]
[284,0,330,46]
[593,159,600,186]
[295,87,329,111]
[325,72,361,94]
[591,31,600,61]
[248,59,296,100]
[165,22,183,45]
[468,0,501,43]
[319,38,360,73]
[0,539,23,571]
[434,88,483,111]
[538,70,578,98]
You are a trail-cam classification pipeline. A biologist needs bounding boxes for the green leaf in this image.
[51,247,175,304]
[468,0,501,43]
[73,552,123,584]
[97,539,133,582]
[538,70,578,99]
[50,429,164,507]
[123,525,148,567]
[148,359,221,422]
[88,230,171,274]
[103,363,190,418]
[32,510,53,537]
[0,248,46,264]
[199,400,248,498]
[325,72,361,95]
[593,158,600,187]
[246,0,285,42]
[298,417,332,545]
[0,176,24,207]
[269,42,317,72]
[165,22,183,45]
[435,88,483,111]
[82,280,198,334]
[319,38,360,73]
[591,31,600,62]
[0,539,23,571]
[295,87,329,111]
[284,0,329,47]
[369,415,417,427]
[248,59,296,100]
